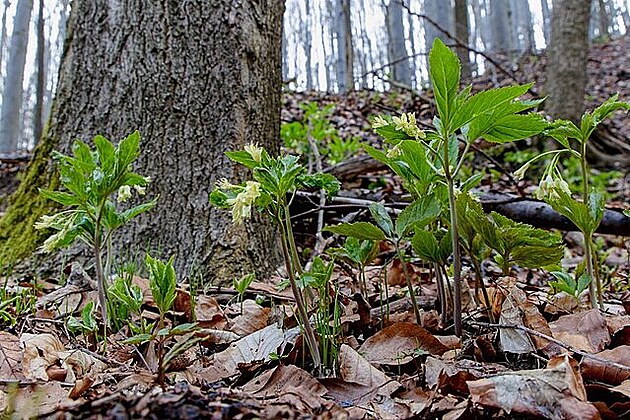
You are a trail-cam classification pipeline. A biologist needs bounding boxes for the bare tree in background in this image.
[33,0,44,145]
[546,0,591,122]
[424,0,454,51]
[0,0,33,154]
[454,0,471,79]
[0,1,11,77]
[490,0,512,54]
[334,0,354,92]
[386,0,411,85]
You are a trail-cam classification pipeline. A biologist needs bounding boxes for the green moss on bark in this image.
[0,134,60,262]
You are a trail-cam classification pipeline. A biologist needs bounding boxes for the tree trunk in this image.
[424,0,454,51]
[0,0,284,284]
[0,0,33,154]
[454,0,471,79]
[33,0,45,146]
[386,0,411,86]
[0,1,11,77]
[545,0,590,122]
[541,0,552,45]
[490,0,512,54]
[334,0,353,92]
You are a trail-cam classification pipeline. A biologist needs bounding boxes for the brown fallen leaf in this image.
[425,356,508,395]
[549,309,611,353]
[196,324,287,382]
[499,287,535,354]
[338,344,400,397]
[21,333,66,381]
[242,364,327,412]
[467,354,600,420]
[581,345,630,385]
[228,299,271,336]
[0,332,23,380]
[195,295,228,329]
[358,322,448,365]
[606,315,630,346]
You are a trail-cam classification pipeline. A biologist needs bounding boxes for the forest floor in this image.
[1,37,630,419]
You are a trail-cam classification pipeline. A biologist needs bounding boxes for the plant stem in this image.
[396,244,422,324]
[446,177,463,336]
[93,227,108,324]
[278,213,321,371]
[580,143,602,309]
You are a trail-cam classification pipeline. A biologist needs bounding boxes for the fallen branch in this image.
[467,320,630,373]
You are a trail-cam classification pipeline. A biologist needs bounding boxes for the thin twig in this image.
[468,320,630,372]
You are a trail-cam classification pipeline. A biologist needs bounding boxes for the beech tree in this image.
[0,0,284,282]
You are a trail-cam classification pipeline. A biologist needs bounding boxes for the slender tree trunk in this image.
[490,0,512,54]
[541,0,552,45]
[0,0,284,284]
[334,0,353,92]
[386,0,411,86]
[0,0,11,77]
[546,0,591,122]
[424,0,454,50]
[302,0,313,90]
[0,0,33,154]
[33,0,45,145]
[454,0,471,79]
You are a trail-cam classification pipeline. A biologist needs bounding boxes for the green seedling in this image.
[233,272,255,313]
[516,95,630,308]
[211,143,340,373]
[326,198,441,324]
[67,301,99,343]
[124,255,199,388]
[366,39,547,335]
[549,271,591,302]
[35,131,157,324]
[328,237,379,296]
[108,275,147,334]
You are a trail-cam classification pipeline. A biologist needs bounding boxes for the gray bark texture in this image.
[0,0,33,154]
[334,0,354,92]
[33,0,44,145]
[0,1,10,78]
[424,0,454,52]
[454,0,471,79]
[386,0,411,86]
[2,0,284,284]
[546,0,591,122]
[490,0,512,53]
[541,0,551,44]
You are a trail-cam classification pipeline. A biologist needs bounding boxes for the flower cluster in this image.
[392,113,425,140]
[215,179,262,224]
[535,173,572,201]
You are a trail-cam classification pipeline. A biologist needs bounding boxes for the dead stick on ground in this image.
[468,320,630,372]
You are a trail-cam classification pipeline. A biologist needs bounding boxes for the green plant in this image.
[516,95,630,308]
[281,102,359,165]
[0,287,36,327]
[233,272,255,313]
[328,237,379,295]
[108,274,147,333]
[35,131,157,323]
[366,39,547,334]
[67,301,99,342]
[326,199,441,324]
[300,257,341,374]
[549,271,591,302]
[210,143,340,373]
[125,255,199,387]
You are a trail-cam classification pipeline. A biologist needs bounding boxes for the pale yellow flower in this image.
[386,145,402,159]
[133,185,146,195]
[244,142,263,163]
[371,116,389,130]
[392,112,425,140]
[117,185,132,203]
[227,181,261,224]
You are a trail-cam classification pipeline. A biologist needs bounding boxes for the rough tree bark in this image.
[334,0,354,92]
[0,0,284,283]
[33,0,45,145]
[545,0,591,122]
[454,0,471,79]
[0,0,33,154]
[386,0,412,86]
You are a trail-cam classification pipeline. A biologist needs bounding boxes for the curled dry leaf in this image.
[549,309,611,353]
[195,295,228,329]
[606,315,630,346]
[196,324,286,383]
[21,333,66,381]
[467,354,600,420]
[229,299,271,336]
[499,287,535,354]
[581,345,630,385]
[0,332,23,380]
[425,356,508,395]
[338,344,400,397]
[358,322,448,365]
[242,365,328,413]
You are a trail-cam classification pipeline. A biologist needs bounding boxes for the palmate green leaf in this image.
[582,94,630,138]
[323,222,386,241]
[429,38,460,130]
[116,130,141,172]
[368,203,394,238]
[511,244,564,270]
[481,114,548,143]
[58,160,89,203]
[39,189,81,206]
[397,140,433,181]
[545,119,581,149]
[120,197,159,224]
[93,135,116,174]
[226,150,259,169]
[71,140,97,175]
[412,229,451,264]
[395,194,441,238]
[374,124,411,144]
[297,173,340,196]
[546,188,600,235]
[451,84,535,134]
